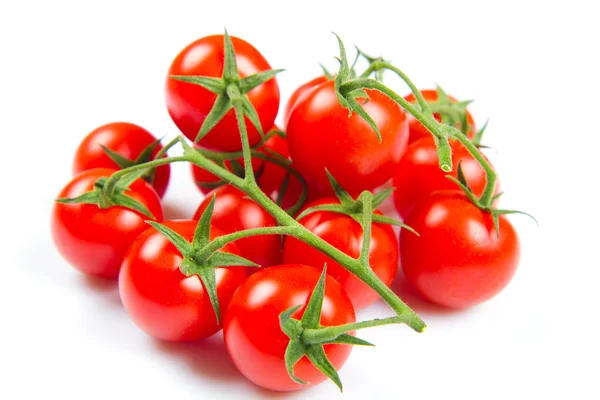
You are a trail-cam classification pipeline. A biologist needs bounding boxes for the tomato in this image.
[72,122,171,198]
[287,80,408,194]
[405,89,476,144]
[190,145,264,195]
[399,191,520,308]
[51,168,163,279]
[393,136,498,220]
[165,35,280,152]
[194,185,282,267]
[283,197,398,310]
[119,220,247,341]
[223,264,355,391]
[283,75,329,127]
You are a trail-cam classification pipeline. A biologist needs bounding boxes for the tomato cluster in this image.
[51,32,523,392]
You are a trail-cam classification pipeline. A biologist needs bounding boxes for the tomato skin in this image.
[165,35,280,152]
[119,220,246,341]
[283,198,398,310]
[190,145,264,195]
[72,122,171,198]
[399,191,520,308]
[283,75,329,127]
[223,264,355,391]
[393,136,498,220]
[194,185,282,267]
[51,168,163,279]
[405,89,476,144]
[287,80,408,194]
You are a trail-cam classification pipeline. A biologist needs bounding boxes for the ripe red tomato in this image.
[72,122,171,198]
[223,264,355,391]
[165,35,280,152]
[405,89,476,144]
[51,168,163,279]
[283,197,398,310]
[287,80,408,194]
[393,136,498,220]
[399,191,520,308]
[190,145,264,195]
[194,185,282,267]
[283,75,329,127]
[119,220,247,341]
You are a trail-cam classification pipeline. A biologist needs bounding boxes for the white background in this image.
[1,1,598,399]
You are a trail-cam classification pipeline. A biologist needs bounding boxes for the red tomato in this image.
[223,264,355,391]
[283,197,398,310]
[283,75,329,127]
[190,145,264,195]
[405,89,476,144]
[72,122,171,198]
[256,132,306,210]
[194,185,281,267]
[165,35,280,152]
[119,220,247,341]
[287,80,408,194]
[393,136,498,220]
[51,168,163,279]
[399,191,520,308]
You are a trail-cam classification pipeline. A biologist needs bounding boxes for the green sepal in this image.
[101,146,134,169]
[325,170,355,207]
[55,191,101,205]
[238,69,284,94]
[193,195,216,248]
[283,337,308,385]
[146,221,192,256]
[371,215,419,235]
[323,334,374,347]
[491,192,504,202]
[207,251,259,268]
[195,94,232,143]
[222,29,240,82]
[296,204,348,221]
[240,96,264,137]
[446,176,481,206]
[169,75,226,92]
[112,193,155,219]
[115,168,151,190]
[346,96,382,142]
[456,162,473,194]
[372,188,395,208]
[228,159,245,178]
[195,179,227,190]
[320,63,333,79]
[472,119,489,147]
[194,265,221,322]
[301,266,327,327]
[305,346,343,391]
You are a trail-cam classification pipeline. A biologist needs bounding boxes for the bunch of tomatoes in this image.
[50,31,522,392]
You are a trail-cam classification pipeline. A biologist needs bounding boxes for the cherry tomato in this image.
[399,191,520,308]
[393,136,498,220]
[165,35,280,152]
[190,145,264,195]
[405,89,476,144]
[283,197,398,309]
[194,185,281,267]
[72,122,171,198]
[223,264,355,391]
[287,80,408,194]
[119,220,247,341]
[283,75,329,127]
[51,168,163,279]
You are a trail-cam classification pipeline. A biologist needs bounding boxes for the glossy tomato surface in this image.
[283,75,329,126]
[72,122,171,197]
[165,35,279,151]
[51,168,163,279]
[399,191,520,308]
[393,136,498,220]
[119,220,247,341]
[287,80,408,194]
[404,89,476,144]
[194,185,282,267]
[223,264,355,391]
[283,197,398,309]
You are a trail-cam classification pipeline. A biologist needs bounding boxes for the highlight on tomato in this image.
[72,122,171,198]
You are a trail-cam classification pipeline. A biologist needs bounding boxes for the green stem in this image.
[303,316,403,344]
[103,156,188,196]
[340,78,451,171]
[227,85,256,185]
[358,191,373,265]
[448,129,497,207]
[155,136,182,159]
[197,226,298,259]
